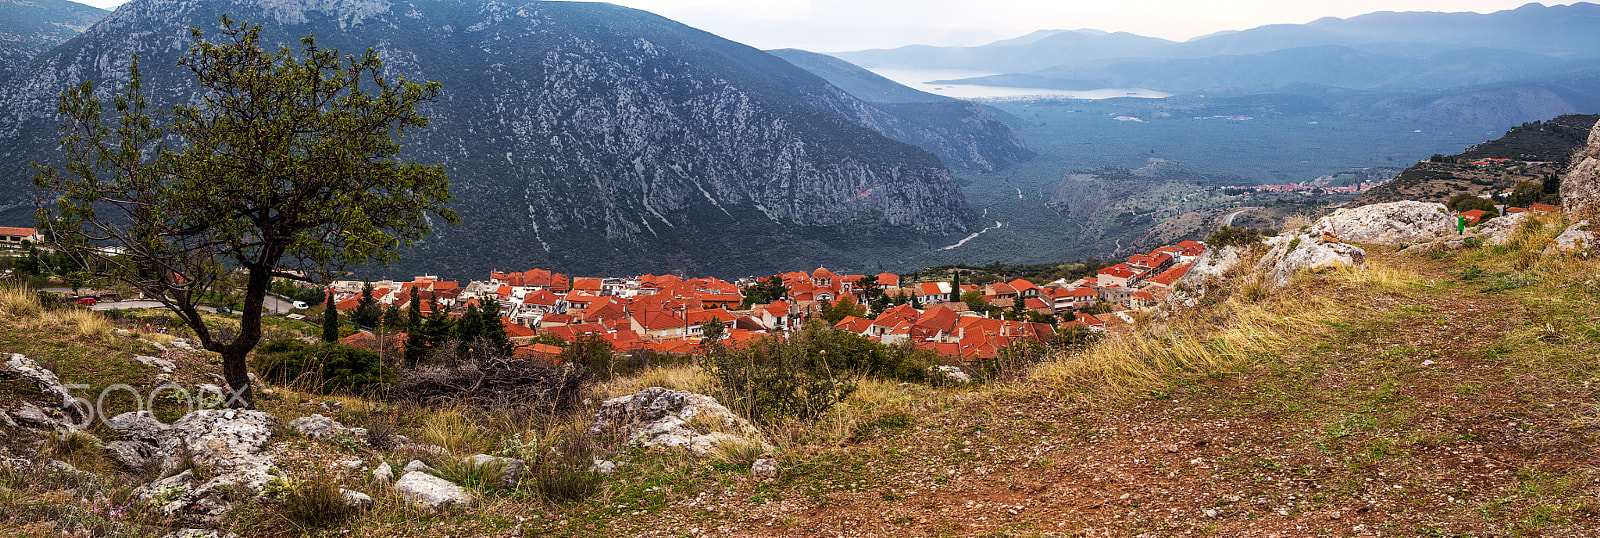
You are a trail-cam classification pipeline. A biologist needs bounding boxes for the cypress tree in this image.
[403,288,427,365]
[320,289,339,342]
[479,298,512,355]
[949,270,961,303]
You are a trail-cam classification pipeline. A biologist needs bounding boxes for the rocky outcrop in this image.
[1254,233,1367,288]
[1561,121,1600,216]
[1311,201,1456,246]
[2,353,87,428]
[105,411,173,469]
[587,387,763,456]
[1543,221,1595,256]
[159,410,278,491]
[1473,212,1534,245]
[395,471,472,512]
[287,413,366,443]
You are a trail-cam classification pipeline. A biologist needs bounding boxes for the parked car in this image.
[292,301,308,310]
[215,306,232,314]
[74,297,97,306]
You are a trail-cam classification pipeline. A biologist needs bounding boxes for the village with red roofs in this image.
[317,240,1211,367]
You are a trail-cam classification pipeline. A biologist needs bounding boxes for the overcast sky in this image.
[76,0,1565,51]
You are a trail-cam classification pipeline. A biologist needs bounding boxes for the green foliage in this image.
[562,334,618,379]
[980,340,1050,382]
[271,473,357,530]
[739,276,789,309]
[250,339,391,395]
[1506,181,1548,207]
[320,290,339,343]
[818,299,866,325]
[30,18,455,407]
[352,282,381,329]
[1207,226,1264,248]
[703,321,935,425]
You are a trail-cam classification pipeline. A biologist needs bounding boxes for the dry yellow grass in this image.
[54,307,112,339]
[0,284,41,318]
[593,363,709,399]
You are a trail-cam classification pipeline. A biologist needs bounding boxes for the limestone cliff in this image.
[1561,120,1600,217]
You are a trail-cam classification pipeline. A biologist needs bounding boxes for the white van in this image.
[293,301,308,309]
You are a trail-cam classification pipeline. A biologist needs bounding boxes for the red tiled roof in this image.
[0,226,38,237]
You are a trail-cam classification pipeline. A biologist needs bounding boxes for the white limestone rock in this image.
[1543,220,1595,256]
[1308,201,1456,246]
[751,455,779,479]
[1473,211,1534,246]
[1561,121,1600,217]
[395,470,471,512]
[341,488,374,509]
[1254,233,1367,289]
[158,410,278,492]
[373,462,394,482]
[586,387,762,457]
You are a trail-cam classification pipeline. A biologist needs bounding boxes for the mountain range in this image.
[0,0,1045,279]
[0,0,106,85]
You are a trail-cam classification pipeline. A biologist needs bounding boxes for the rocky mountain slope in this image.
[766,48,1034,173]
[1359,114,1599,205]
[0,0,978,278]
[0,0,106,85]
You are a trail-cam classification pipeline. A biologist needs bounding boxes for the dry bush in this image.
[0,283,41,318]
[54,308,112,339]
[395,357,590,414]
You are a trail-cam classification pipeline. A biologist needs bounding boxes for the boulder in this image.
[9,402,60,430]
[586,387,762,456]
[104,411,173,469]
[1561,120,1600,217]
[2,353,86,424]
[464,454,525,486]
[373,462,394,482]
[159,410,278,492]
[1473,212,1534,246]
[394,470,471,512]
[1255,233,1366,288]
[1308,201,1456,246]
[288,414,349,439]
[1543,220,1595,256]
[137,470,235,527]
[403,459,436,475]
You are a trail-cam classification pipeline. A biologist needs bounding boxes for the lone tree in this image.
[32,18,456,409]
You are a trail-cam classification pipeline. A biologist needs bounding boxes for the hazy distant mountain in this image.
[0,0,107,84]
[832,29,1175,74]
[766,48,1034,172]
[846,2,1600,100]
[0,0,978,278]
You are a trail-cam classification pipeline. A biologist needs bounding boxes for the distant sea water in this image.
[867,68,1171,100]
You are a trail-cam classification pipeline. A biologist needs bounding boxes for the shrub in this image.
[1207,226,1263,248]
[272,474,357,530]
[704,322,861,425]
[250,339,391,395]
[529,437,601,503]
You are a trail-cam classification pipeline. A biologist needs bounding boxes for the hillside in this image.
[3,210,1597,536]
[766,48,1035,173]
[0,0,107,85]
[1359,114,1599,205]
[0,0,982,279]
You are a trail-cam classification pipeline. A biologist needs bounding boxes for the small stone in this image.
[1204,508,1219,518]
[751,455,779,479]
[340,460,363,470]
[464,454,525,485]
[340,489,374,509]
[373,462,394,482]
[134,355,176,372]
[403,460,436,475]
[588,459,618,474]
